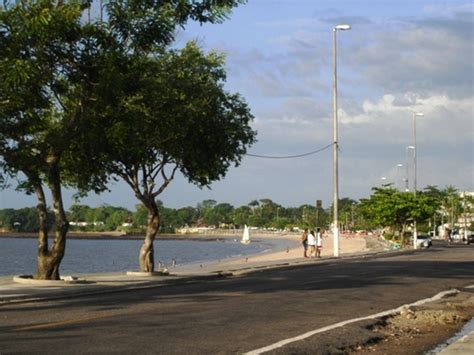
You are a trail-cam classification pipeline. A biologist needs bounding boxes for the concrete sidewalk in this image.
[1,251,472,355]
[438,331,474,354]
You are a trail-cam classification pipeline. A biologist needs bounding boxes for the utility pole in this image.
[332,23,351,257]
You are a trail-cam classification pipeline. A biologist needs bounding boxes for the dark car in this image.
[467,234,474,245]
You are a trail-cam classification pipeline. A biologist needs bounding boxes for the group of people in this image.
[301,228,323,258]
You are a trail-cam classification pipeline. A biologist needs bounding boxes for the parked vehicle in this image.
[415,234,432,248]
[448,231,471,245]
[466,233,474,245]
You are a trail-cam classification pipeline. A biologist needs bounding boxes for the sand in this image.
[174,233,370,274]
[246,233,368,262]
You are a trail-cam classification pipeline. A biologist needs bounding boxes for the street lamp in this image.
[396,164,403,191]
[413,112,424,194]
[405,146,415,192]
[351,202,355,230]
[332,23,351,258]
[412,112,424,250]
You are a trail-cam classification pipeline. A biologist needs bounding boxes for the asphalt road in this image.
[1,241,473,354]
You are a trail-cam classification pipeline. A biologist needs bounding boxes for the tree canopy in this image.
[359,188,437,241]
[0,0,249,278]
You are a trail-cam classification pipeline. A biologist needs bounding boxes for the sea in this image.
[0,236,292,276]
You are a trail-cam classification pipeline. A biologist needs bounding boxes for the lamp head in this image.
[334,24,351,31]
[407,145,415,150]
[414,112,424,117]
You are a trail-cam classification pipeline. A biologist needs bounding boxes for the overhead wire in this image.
[246,142,334,159]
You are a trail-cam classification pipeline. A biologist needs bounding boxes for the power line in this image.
[246,142,334,159]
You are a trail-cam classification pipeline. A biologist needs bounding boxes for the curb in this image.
[12,275,91,286]
[1,271,234,306]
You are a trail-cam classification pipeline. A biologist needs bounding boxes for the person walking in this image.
[307,230,316,258]
[316,228,323,258]
[301,228,309,258]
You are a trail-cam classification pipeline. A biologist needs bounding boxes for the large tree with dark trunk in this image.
[97,42,256,272]
[0,2,109,279]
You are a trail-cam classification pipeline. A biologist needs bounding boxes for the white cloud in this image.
[339,93,474,145]
[349,12,473,99]
[422,3,473,16]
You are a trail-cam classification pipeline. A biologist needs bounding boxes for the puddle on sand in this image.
[426,317,474,354]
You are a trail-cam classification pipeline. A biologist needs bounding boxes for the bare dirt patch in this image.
[347,290,474,354]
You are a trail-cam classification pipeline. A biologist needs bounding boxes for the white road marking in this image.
[244,289,460,355]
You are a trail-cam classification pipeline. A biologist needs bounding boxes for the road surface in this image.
[0,241,473,354]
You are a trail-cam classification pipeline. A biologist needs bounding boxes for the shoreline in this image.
[0,231,298,242]
[0,231,372,277]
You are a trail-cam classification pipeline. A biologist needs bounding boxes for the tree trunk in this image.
[139,200,160,272]
[400,223,407,246]
[35,159,69,280]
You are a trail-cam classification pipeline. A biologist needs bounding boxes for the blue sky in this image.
[1,0,473,211]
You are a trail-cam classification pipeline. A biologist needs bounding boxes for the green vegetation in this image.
[93,42,256,272]
[0,0,250,279]
[3,185,470,237]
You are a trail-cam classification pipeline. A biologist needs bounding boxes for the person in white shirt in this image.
[316,228,323,258]
[307,230,316,258]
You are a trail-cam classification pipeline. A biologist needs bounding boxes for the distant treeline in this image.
[0,198,346,233]
[3,186,470,235]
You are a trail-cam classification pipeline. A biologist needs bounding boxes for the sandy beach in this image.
[174,232,370,274]
[232,233,367,262]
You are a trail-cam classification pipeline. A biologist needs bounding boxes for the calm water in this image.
[0,236,284,276]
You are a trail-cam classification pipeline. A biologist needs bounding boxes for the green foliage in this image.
[132,204,148,228]
[0,207,53,232]
[359,188,437,234]
[66,204,132,231]
[5,186,470,234]
[92,40,256,234]
[106,0,246,52]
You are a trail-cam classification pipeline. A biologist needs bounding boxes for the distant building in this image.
[456,191,474,230]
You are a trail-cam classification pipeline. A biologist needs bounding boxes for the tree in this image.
[232,206,252,228]
[98,43,256,272]
[0,2,111,279]
[175,207,198,227]
[0,207,53,232]
[67,205,92,224]
[104,207,131,231]
[441,186,462,228]
[203,203,234,226]
[359,188,437,244]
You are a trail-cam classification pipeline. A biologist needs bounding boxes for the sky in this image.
[1,0,473,211]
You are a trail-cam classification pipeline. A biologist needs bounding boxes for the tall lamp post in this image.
[396,164,403,191]
[413,112,424,193]
[405,146,414,192]
[351,202,355,231]
[332,23,351,257]
[412,112,424,249]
